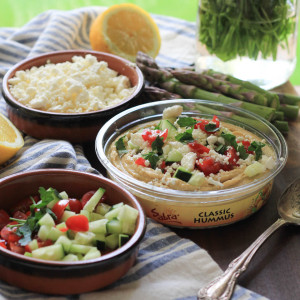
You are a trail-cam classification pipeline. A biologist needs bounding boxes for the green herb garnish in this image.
[215,144,226,155]
[142,152,160,169]
[151,135,164,155]
[14,187,61,246]
[175,129,194,143]
[177,117,197,128]
[204,123,219,133]
[248,141,265,161]
[115,136,128,156]
[221,132,238,150]
[237,144,249,160]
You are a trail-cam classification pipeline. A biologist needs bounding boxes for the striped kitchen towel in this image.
[0,7,268,300]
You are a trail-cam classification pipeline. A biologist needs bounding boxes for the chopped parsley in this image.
[142,152,160,169]
[177,117,197,128]
[151,135,164,155]
[14,187,61,246]
[237,144,249,160]
[221,132,238,150]
[115,136,128,156]
[215,144,226,154]
[175,128,194,143]
[204,123,219,133]
[248,141,265,161]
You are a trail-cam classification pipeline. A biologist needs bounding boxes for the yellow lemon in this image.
[89,3,161,62]
[0,113,24,165]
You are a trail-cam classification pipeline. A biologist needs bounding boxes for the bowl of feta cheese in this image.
[95,99,288,228]
[2,50,144,143]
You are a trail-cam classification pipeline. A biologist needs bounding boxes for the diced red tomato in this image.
[10,195,39,214]
[188,141,210,156]
[195,115,220,134]
[0,221,18,241]
[81,190,96,207]
[142,129,168,145]
[37,239,53,248]
[9,242,25,254]
[57,226,68,232]
[135,157,146,167]
[212,115,220,127]
[68,198,82,214]
[226,147,239,166]
[0,209,10,230]
[66,215,89,232]
[12,211,28,220]
[242,140,254,154]
[24,244,32,253]
[196,157,222,176]
[8,232,21,243]
[0,240,7,249]
[52,199,69,222]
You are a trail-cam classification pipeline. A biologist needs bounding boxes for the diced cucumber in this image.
[80,209,90,221]
[105,234,119,250]
[244,162,266,177]
[37,225,51,241]
[47,199,58,209]
[62,254,79,261]
[166,149,183,162]
[61,211,76,222]
[56,222,67,230]
[95,203,111,215]
[32,244,64,261]
[110,202,124,210]
[93,233,106,250]
[118,204,138,235]
[55,236,72,252]
[47,227,65,242]
[173,166,193,182]
[119,234,130,247]
[69,244,93,255]
[160,119,178,139]
[90,212,104,221]
[89,219,108,234]
[128,140,140,150]
[74,232,95,245]
[27,239,39,251]
[83,188,106,213]
[83,248,101,260]
[24,252,32,257]
[188,172,205,186]
[106,219,122,234]
[38,213,55,227]
[105,204,124,220]
[59,191,69,200]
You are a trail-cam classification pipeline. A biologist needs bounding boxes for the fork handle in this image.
[197,218,287,300]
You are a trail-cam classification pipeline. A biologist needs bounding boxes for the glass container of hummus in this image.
[96,99,287,228]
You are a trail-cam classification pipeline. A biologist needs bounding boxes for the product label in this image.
[140,182,273,228]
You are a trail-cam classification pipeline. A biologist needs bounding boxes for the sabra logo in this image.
[150,208,182,224]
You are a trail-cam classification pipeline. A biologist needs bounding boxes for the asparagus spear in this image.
[171,69,268,106]
[202,69,280,109]
[142,86,181,101]
[278,104,299,121]
[276,92,300,106]
[159,79,276,121]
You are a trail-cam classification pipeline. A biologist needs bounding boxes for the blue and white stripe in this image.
[0,7,268,300]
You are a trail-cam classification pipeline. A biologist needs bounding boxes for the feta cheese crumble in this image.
[8,54,136,113]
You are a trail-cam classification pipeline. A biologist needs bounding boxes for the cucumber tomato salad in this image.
[0,187,138,261]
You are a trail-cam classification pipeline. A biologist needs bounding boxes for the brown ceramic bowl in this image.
[0,169,146,295]
[2,50,144,143]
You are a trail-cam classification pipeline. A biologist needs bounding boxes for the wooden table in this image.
[83,82,300,300]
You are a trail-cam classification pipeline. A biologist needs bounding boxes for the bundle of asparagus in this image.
[136,52,299,134]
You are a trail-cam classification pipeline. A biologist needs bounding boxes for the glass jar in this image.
[195,0,300,90]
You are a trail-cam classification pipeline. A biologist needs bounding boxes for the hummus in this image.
[107,105,276,191]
